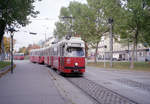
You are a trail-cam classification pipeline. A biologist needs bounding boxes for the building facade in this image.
[89,34,150,62]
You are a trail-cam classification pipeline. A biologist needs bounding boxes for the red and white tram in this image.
[30,36,85,75]
[30,49,44,64]
[14,53,24,60]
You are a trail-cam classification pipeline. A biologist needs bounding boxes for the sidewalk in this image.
[0,61,66,104]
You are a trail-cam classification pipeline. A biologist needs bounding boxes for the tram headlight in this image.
[75,62,78,66]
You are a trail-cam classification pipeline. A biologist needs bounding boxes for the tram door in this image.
[60,45,65,70]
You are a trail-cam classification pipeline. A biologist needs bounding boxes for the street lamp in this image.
[29,32,37,35]
[8,27,17,74]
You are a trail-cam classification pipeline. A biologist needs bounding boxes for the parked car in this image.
[145,56,150,62]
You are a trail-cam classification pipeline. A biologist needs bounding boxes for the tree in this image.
[100,0,150,68]
[53,21,68,39]
[54,1,108,60]
[18,44,40,55]
[3,37,10,53]
[54,2,93,57]
[0,0,41,45]
[0,36,16,53]
[123,0,150,68]
[18,47,27,54]
[68,1,95,58]
[87,0,108,63]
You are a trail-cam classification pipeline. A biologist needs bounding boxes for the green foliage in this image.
[54,0,150,47]
[19,47,27,54]
[54,1,108,47]
[97,0,150,46]
[0,61,10,69]
[53,22,68,39]
[0,0,41,44]
[0,0,40,26]
[118,0,150,46]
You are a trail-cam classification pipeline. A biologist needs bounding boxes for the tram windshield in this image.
[66,47,84,57]
[14,53,24,56]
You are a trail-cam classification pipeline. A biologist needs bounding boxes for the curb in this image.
[0,64,16,78]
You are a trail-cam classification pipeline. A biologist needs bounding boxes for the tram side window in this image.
[60,47,62,56]
[57,47,60,56]
[59,46,64,57]
[51,48,54,56]
[46,49,47,56]
[49,48,51,56]
[52,48,54,56]
[54,47,58,56]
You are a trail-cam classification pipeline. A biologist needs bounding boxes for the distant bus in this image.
[14,53,24,60]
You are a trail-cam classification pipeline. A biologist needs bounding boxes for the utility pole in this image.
[61,16,74,36]
[10,34,13,73]
[104,45,107,68]
[8,27,16,74]
[128,38,130,61]
[108,18,113,68]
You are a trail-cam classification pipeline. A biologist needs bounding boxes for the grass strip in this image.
[0,61,11,70]
[87,62,150,71]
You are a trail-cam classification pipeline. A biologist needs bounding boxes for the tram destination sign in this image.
[71,43,81,47]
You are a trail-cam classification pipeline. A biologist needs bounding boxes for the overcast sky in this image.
[9,0,86,51]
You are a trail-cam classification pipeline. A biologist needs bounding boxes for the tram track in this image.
[66,76,138,104]
[47,66,138,104]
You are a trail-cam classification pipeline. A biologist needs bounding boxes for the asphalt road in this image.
[85,66,150,104]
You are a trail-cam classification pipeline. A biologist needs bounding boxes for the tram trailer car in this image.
[30,50,36,62]
[44,47,50,65]
[14,53,24,60]
[38,49,45,64]
[30,49,45,64]
[30,49,39,63]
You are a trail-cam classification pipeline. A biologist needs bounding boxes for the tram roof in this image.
[58,37,85,47]
[60,37,83,43]
[14,53,24,55]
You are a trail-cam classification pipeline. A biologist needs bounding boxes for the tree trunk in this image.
[135,33,138,62]
[130,41,135,69]
[0,38,5,60]
[135,42,137,62]
[130,32,138,69]
[94,42,99,63]
[84,42,89,58]
[0,20,6,45]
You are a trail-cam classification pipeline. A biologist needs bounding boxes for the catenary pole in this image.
[8,28,16,74]
[108,18,113,68]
